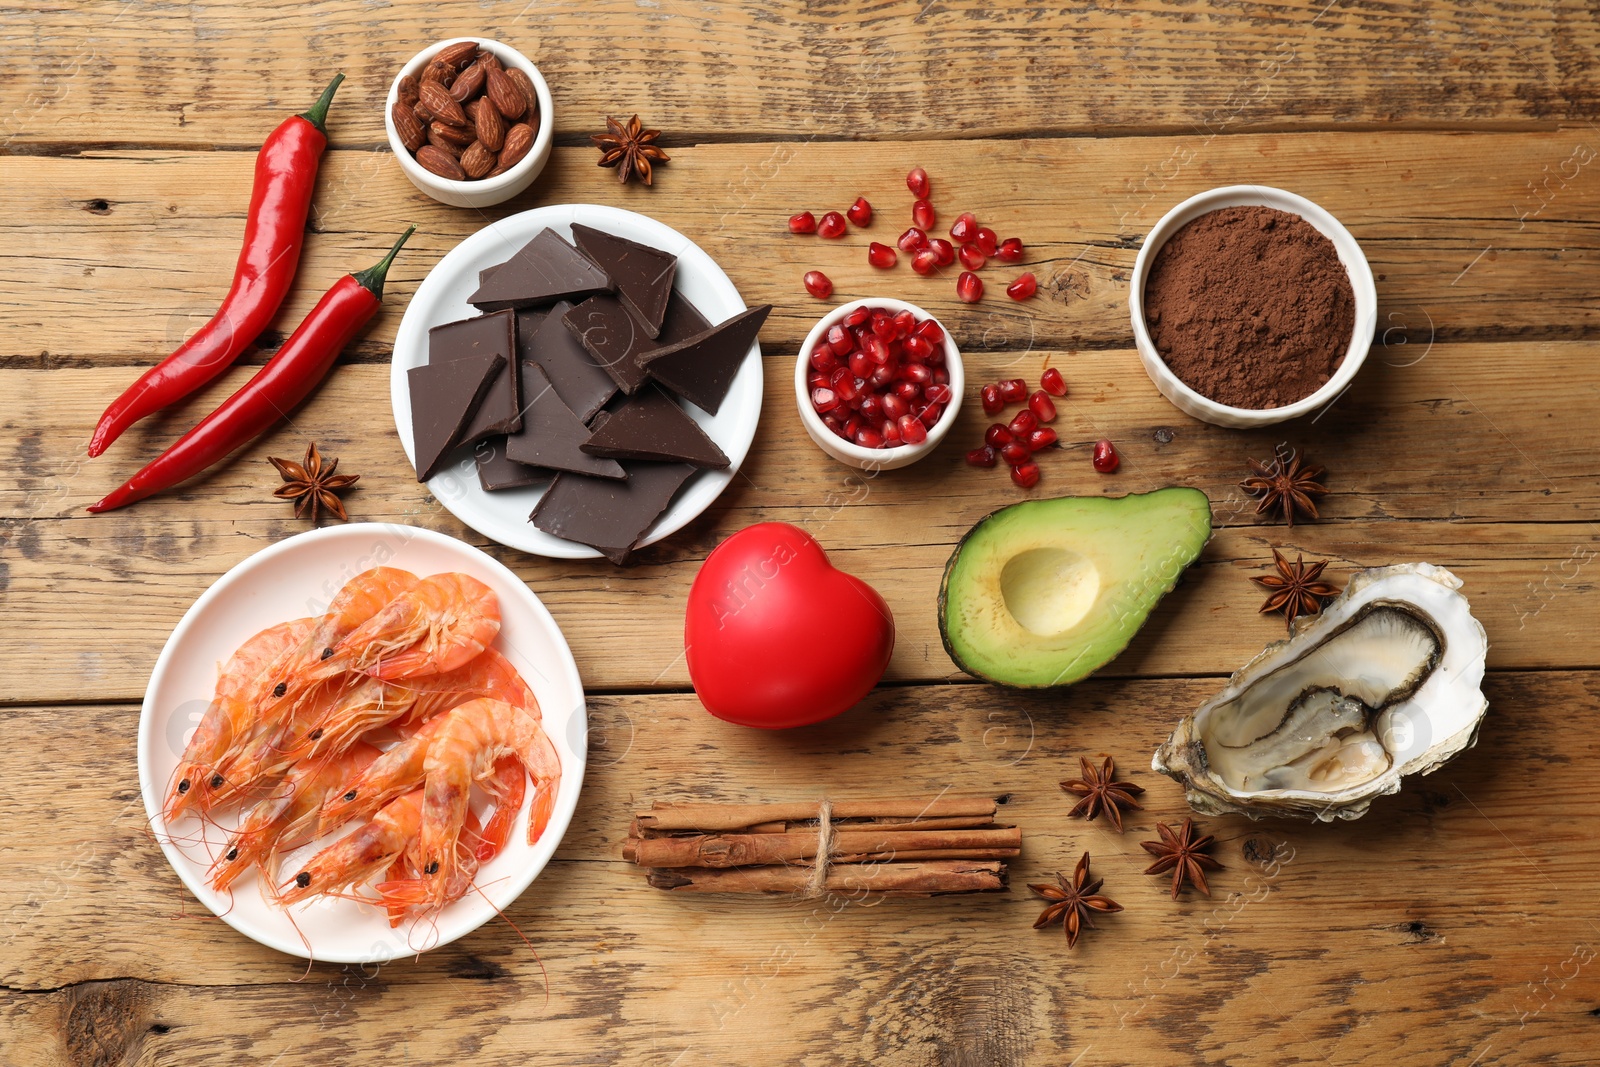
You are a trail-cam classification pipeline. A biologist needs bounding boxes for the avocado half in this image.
[938,487,1212,688]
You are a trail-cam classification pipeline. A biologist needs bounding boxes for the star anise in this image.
[591,114,670,185]
[1060,755,1145,832]
[1240,446,1327,527]
[1030,852,1123,948]
[268,442,358,523]
[1252,548,1341,632]
[1140,818,1224,900]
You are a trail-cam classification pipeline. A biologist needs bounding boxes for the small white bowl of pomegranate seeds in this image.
[796,298,964,471]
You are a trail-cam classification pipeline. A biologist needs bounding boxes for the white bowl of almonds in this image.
[385,37,553,208]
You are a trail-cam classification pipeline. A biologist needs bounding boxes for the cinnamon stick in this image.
[645,860,1008,896]
[626,826,1021,869]
[636,795,999,832]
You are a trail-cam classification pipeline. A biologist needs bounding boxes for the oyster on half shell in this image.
[1153,563,1488,821]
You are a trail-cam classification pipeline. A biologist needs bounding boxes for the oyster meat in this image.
[1153,563,1488,821]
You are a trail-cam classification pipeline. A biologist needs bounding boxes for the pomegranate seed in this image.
[1009,410,1038,436]
[956,271,983,302]
[981,384,1003,415]
[928,238,955,266]
[865,335,892,364]
[811,386,839,413]
[808,371,829,391]
[869,362,895,387]
[898,227,929,252]
[966,446,997,468]
[1026,427,1058,451]
[932,367,948,384]
[914,319,945,344]
[903,362,933,385]
[842,415,863,439]
[893,380,920,401]
[847,197,872,226]
[904,334,934,362]
[867,242,897,269]
[997,237,1025,262]
[825,325,850,356]
[1040,368,1067,396]
[998,378,1028,404]
[975,227,999,256]
[845,307,871,327]
[1006,273,1038,301]
[848,351,870,378]
[803,270,833,299]
[1010,461,1041,489]
[958,243,987,270]
[898,414,927,445]
[907,167,930,199]
[1000,441,1031,466]
[950,212,979,245]
[889,310,912,338]
[789,211,817,234]
[881,418,902,445]
[830,367,859,401]
[1093,439,1120,473]
[985,424,1014,448]
[911,249,940,275]
[912,199,936,232]
[808,347,837,372]
[859,394,882,422]
[881,393,909,421]
[920,403,943,428]
[925,383,953,405]
[855,427,884,449]
[1028,390,1057,422]
[818,211,847,239]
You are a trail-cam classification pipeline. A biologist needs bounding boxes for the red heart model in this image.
[685,522,895,729]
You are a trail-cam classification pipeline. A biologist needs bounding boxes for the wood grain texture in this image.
[1,677,1596,1065]
[5,129,1600,369]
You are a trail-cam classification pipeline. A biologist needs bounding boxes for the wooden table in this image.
[4,1,1599,1063]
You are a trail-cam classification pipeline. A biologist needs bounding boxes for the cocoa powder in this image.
[1143,205,1355,409]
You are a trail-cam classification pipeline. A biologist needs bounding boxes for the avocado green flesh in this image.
[939,488,1212,688]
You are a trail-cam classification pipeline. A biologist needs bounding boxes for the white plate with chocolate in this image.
[390,204,768,562]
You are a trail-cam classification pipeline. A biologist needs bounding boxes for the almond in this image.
[504,68,539,118]
[426,126,464,156]
[429,119,475,147]
[391,101,425,152]
[460,141,495,179]
[498,123,534,169]
[436,40,480,69]
[467,97,505,151]
[478,50,503,73]
[413,97,435,124]
[419,81,468,127]
[416,144,468,180]
[397,74,420,107]
[421,58,455,89]
[449,60,486,103]
[485,68,526,120]
[487,164,509,178]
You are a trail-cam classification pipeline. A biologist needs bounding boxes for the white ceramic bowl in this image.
[385,37,554,209]
[795,298,964,471]
[1128,185,1377,429]
[138,524,587,962]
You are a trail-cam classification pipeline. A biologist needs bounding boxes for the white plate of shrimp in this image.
[138,523,586,963]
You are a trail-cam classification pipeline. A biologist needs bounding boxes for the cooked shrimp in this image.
[164,617,319,822]
[314,572,500,681]
[394,647,538,725]
[316,715,447,833]
[209,742,381,893]
[278,791,437,907]
[202,677,352,811]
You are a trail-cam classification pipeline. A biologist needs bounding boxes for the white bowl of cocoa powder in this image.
[1129,186,1377,429]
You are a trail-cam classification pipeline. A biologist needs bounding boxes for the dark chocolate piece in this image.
[658,290,711,345]
[469,263,506,310]
[505,364,626,480]
[570,223,678,338]
[580,386,728,469]
[431,310,519,445]
[407,351,505,481]
[563,294,659,395]
[467,229,613,311]
[521,301,617,423]
[474,437,545,491]
[639,305,771,415]
[531,461,697,565]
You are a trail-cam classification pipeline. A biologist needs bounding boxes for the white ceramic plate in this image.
[137,523,587,963]
[390,204,762,558]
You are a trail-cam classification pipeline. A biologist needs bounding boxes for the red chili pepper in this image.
[87,73,345,458]
[88,227,414,514]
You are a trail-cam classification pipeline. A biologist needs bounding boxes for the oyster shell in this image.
[1153,563,1488,821]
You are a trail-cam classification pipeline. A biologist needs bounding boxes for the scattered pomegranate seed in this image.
[1010,461,1040,488]
[998,378,1028,404]
[949,212,979,245]
[966,446,997,468]
[867,242,898,269]
[1040,368,1067,396]
[975,228,999,256]
[818,211,847,239]
[847,197,873,226]
[1093,439,1120,473]
[999,441,1031,466]
[928,238,955,266]
[789,211,817,234]
[912,199,936,232]
[803,271,833,299]
[907,167,930,199]
[1028,390,1057,422]
[1009,409,1038,436]
[985,424,1014,448]
[898,227,929,252]
[956,271,983,302]
[1026,427,1058,450]
[958,243,987,270]
[1006,273,1038,301]
[996,237,1024,262]
[911,248,940,275]
[898,414,927,445]
[981,385,1003,415]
